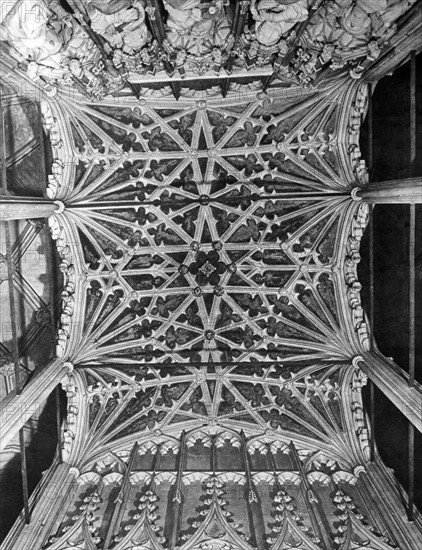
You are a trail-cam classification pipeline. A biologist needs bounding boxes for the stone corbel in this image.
[343,202,371,351]
[46,159,64,199]
[40,99,76,202]
[349,359,370,460]
[48,214,79,358]
[60,362,82,462]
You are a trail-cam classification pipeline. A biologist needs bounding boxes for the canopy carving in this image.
[0,0,416,100]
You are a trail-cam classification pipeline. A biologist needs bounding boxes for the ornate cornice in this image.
[1,0,413,101]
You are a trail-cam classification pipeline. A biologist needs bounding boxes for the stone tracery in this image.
[14,78,394,549]
[1,1,422,549]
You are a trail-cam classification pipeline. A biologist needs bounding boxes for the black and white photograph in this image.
[0,1,421,549]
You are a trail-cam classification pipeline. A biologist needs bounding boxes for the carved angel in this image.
[250,0,308,46]
[377,0,415,28]
[340,0,383,42]
[164,0,204,35]
[337,0,414,48]
[164,0,230,53]
[87,0,150,53]
[0,0,72,67]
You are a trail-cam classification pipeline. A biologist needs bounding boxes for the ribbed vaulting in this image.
[1,1,421,549]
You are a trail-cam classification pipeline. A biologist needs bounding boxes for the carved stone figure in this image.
[164,0,230,54]
[0,0,70,67]
[0,0,102,97]
[308,0,413,54]
[164,0,204,34]
[63,57,108,99]
[378,0,414,28]
[251,0,308,46]
[339,0,383,46]
[87,0,150,53]
[338,0,415,48]
[306,0,350,44]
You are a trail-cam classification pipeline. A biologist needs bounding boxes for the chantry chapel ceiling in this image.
[46,79,371,461]
[1,1,421,550]
[34,73,380,550]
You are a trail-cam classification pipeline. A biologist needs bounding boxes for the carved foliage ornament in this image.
[1,0,415,98]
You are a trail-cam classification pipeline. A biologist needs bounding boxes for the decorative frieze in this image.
[1,0,414,100]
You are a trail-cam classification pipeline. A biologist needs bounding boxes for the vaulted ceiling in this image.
[3,2,421,549]
[41,75,372,469]
[65,85,354,366]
